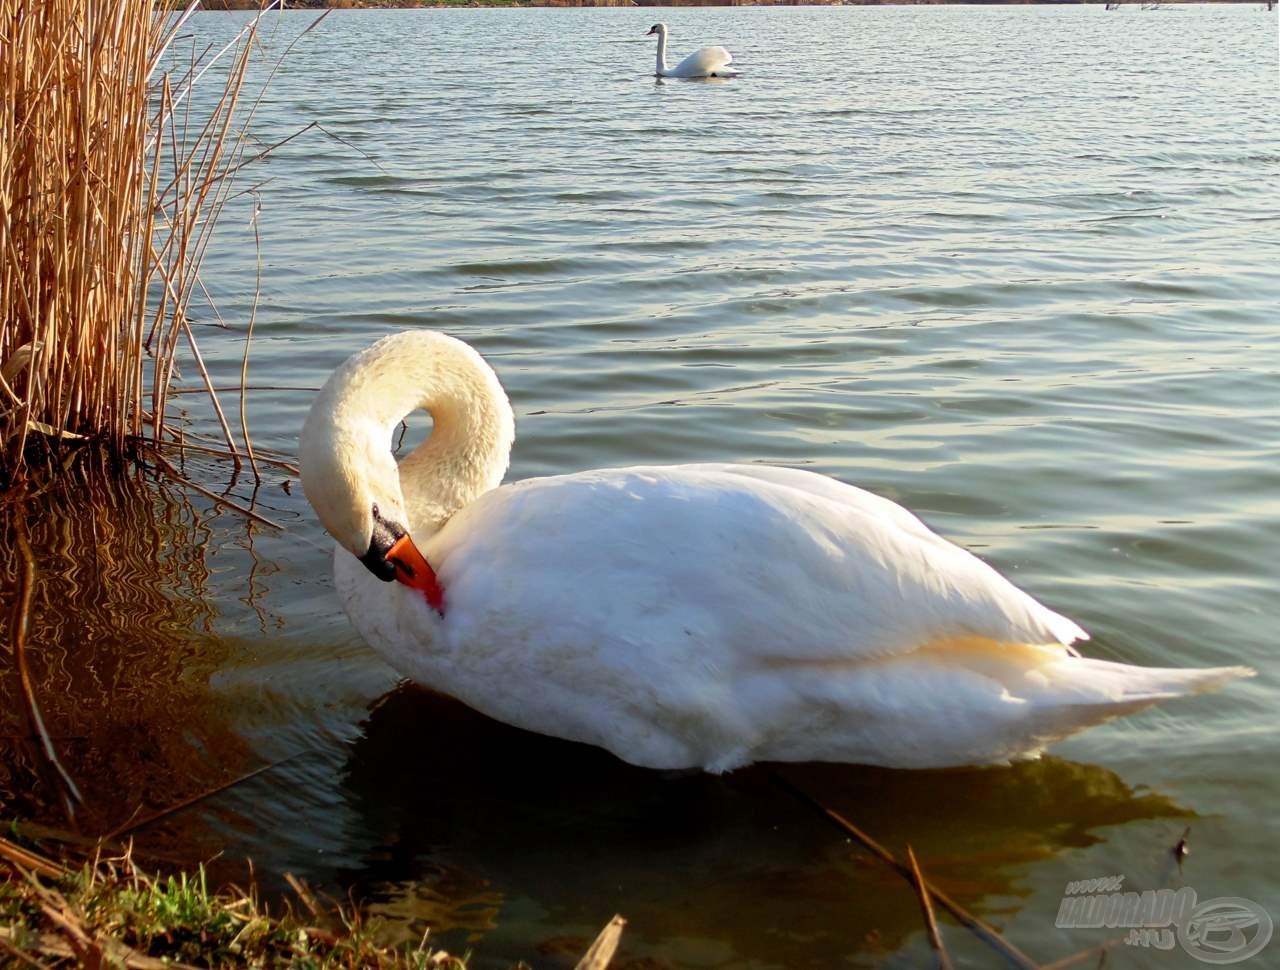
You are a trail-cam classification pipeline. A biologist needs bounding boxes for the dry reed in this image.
[0,0,268,485]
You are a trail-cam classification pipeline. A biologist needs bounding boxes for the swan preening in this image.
[647,22,738,79]
[300,331,1251,772]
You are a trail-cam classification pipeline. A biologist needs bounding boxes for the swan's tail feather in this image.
[1040,657,1254,705]
[777,648,1255,769]
[1013,658,1255,755]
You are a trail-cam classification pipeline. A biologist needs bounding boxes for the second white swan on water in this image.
[646,22,738,79]
[300,331,1251,773]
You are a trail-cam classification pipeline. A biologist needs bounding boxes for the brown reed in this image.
[0,0,262,485]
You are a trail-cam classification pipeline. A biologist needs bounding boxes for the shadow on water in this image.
[301,685,1191,968]
[0,468,255,845]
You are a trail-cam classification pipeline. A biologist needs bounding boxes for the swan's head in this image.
[300,413,423,585]
[298,335,449,602]
[646,23,667,38]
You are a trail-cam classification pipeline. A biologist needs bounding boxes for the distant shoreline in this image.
[204,1,1269,8]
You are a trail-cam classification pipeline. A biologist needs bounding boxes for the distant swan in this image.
[647,22,738,79]
[300,331,1252,773]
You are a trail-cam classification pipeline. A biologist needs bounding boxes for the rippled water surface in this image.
[7,5,1279,968]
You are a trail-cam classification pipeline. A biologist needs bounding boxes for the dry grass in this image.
[0,834,473,969]
[0,831,628,969]
[0,0,268,485]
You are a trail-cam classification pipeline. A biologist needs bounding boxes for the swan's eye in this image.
[361,503,406,583]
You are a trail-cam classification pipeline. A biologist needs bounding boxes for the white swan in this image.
[647,22,738,79]
[299,331,1251,772]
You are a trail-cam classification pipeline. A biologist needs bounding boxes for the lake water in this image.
[5,5,1278,968]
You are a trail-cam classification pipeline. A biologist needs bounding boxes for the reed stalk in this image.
[0,0,267,486]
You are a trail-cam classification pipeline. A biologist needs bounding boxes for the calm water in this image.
[6,5,1279,967]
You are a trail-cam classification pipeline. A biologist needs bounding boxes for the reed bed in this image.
[0,0,266,486]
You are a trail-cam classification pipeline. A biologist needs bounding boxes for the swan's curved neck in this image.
[655,30,668,75]
[311,332,515,541]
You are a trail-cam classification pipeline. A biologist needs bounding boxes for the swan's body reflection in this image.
[303,685,1188,968]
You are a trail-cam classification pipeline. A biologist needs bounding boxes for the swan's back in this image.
[428,464,1082,660]
[670,45,736,78]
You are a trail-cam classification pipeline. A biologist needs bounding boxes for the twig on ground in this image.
[574,915,626,970]
[283,872,322,920]
[0,837,65,880]
[0,932,52,969]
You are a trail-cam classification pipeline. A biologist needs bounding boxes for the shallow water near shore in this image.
[4,5,1279,967]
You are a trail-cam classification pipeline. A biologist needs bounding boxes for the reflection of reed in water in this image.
[0,468,253,835]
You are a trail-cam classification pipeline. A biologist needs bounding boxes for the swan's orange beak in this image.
[386,534,445,614]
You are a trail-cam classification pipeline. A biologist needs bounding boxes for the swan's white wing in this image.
[428,464,1085,670]
[672,46,734,77]
[701,462,1088,650]
[697,463,963,553]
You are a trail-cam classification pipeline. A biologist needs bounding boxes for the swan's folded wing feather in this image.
[699,463,955,551]
[710,462,1087,649]
[676,45,734,76]
[429,465,1087,673]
